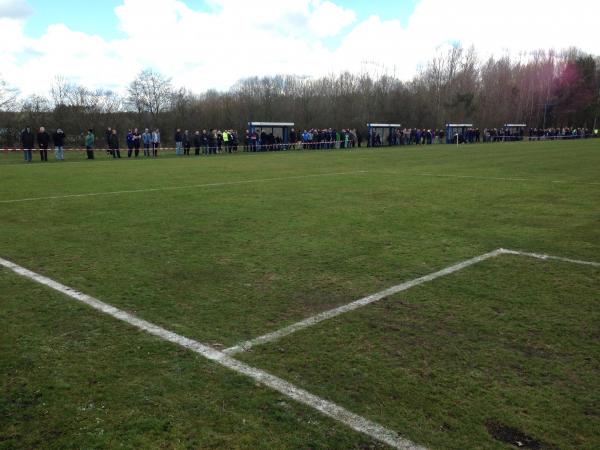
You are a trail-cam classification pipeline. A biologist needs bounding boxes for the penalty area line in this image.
[224,248,600,355]
[224,249,505,355]
[0,256,423,450]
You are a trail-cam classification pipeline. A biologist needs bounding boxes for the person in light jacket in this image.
[152,129,160,157]
[142,128,152,157]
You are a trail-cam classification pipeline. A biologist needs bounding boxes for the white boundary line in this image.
[500,248,600,267]
[224,248,600,355]
[0,256,423,450]
[417,173,600,186]
[0,171,368,204]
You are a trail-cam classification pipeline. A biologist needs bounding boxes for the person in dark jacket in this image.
[21,127,34,162]
[126,129,134,158]
[193,131,201,156]
[52,128,66,161]
[110,129,120,158]
[133,128,141,157]
[183,130,191,155]
[202,130,209,155]
[85,129,95,160]
[37,127,50,161]
[105,127,113,156]
[175,128,183,156]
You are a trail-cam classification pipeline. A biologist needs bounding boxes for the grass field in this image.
[1,140,599,449]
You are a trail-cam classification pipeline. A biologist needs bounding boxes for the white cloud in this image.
[0,0,32,19]
[1,0,600,98]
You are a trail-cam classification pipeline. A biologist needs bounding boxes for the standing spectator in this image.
[222,130,230,153]
[52,128,66,161]
[250,129,258,152]
[133,128,141,157]
[202,130,209,155]
[152,128,160,157]
[110,129,121,158]
[209,129,217,155]
[217,130,223,153]
[126,129,135,158]
[289,128,297,150]
[37,127,50,162]
[105,127,113,156]
[85,129,95,160]
[21,126,34,163]
[142,128,152,157]
[183,130,191,155]
[193,131,201,156]
[175,128,183,156]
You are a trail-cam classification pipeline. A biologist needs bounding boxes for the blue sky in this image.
[24,0,419,39]
[24,0,124,38]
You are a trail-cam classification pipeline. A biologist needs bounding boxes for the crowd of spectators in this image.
[16,124,598,162]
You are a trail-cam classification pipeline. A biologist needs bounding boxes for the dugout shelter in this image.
[503,123,526,141]
[367,123,401,147]
[248,122,294,146]
[445,123,473,144]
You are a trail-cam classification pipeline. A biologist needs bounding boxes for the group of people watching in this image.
[527,127,591,140]
[18,124,598,162]
[104,127,162,159]
[374,128,447,146]
[19,126,66,162]
[175,129,240,155]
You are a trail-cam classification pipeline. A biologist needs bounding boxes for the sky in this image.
[0,0,598,98]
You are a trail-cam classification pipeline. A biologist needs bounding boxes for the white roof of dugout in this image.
[504,123,527,127]
[367,123,401,127]
[249,122,295,127]
[446,123,473,127]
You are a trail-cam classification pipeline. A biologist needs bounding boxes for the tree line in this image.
[0,46,598,147]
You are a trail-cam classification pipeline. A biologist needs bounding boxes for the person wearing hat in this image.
[53,128,66,161]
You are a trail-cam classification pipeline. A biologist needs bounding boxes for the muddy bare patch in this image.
[485,419,557,449]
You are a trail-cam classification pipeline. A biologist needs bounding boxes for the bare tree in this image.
[0,76,18,111]
[127,69,173,118]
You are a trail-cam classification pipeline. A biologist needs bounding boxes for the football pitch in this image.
[1,140,599,449]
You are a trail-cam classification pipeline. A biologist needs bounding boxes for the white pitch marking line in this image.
[224,249,505,355]
[420,173,529,182]
[0,171,368,204]
[0,256,423,450]
[224,248,600,355]
[500,248,600,267]
[417,173,600,185]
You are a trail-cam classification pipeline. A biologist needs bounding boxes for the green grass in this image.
[1,140,599,448]
[238,256,600,449]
